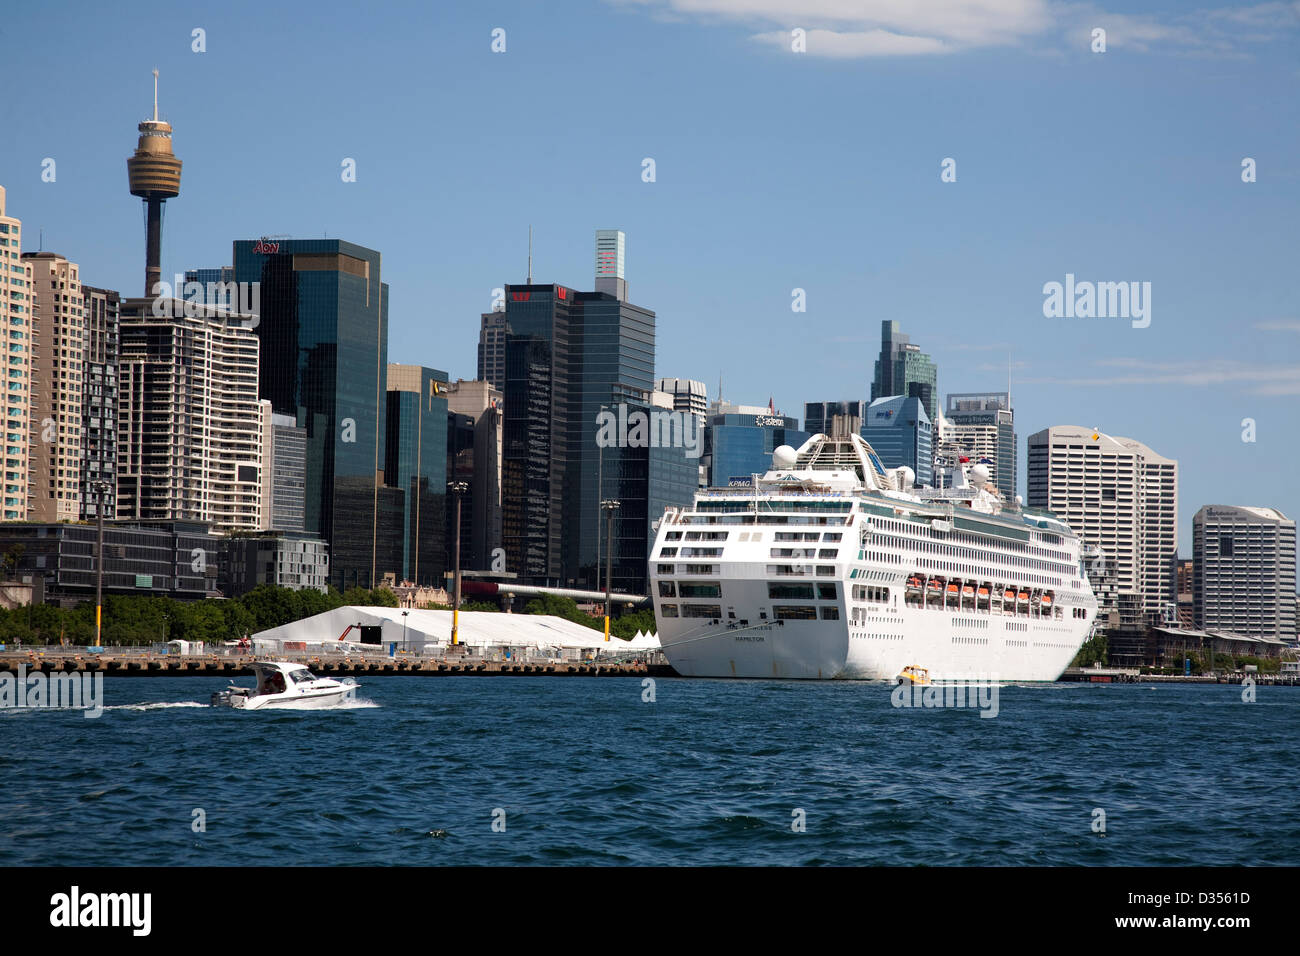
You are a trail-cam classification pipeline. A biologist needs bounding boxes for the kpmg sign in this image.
[727,477,753,487]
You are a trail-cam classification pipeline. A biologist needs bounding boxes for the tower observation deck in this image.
[127,69,182,297]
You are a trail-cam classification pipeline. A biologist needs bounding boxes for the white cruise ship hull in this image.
[658,608,1084,682]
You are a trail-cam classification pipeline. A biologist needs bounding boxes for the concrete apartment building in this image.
[21,251,86,523]
[116,298,268,532]
[1028,426,1178,622]
[0,186,33,521]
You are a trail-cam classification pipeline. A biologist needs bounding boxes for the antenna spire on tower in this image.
[527,225,532,284]
[152,68,159,122]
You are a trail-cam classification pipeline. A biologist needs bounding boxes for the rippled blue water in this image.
[1,676,1295,865]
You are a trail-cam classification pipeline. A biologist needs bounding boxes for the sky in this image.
[2,0,1298,550]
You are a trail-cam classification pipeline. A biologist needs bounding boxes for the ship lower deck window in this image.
[658,548,678,558]
[775,532,820,542]
[771,547,817,559]
[768,582,814,600]
[820,606,840,620]
[681,547,722,557]
[773,605,817,620]
[678,582,721,598]
[657,563,675,574]
[665,531,682,541]
[816,566,836,576]
[658,581,676,597]
[767,564,813,576]
[817,583,838,600]
[818,548,838,558]
[685,531,729,541]
[682,604,722,618]
[822,533,842,542]
[683,564,717,575]
[660,603,679,617]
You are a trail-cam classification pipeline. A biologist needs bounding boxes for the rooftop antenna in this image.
[152,68,159,122]
[527,225,532,284]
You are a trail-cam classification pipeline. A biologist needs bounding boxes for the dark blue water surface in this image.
[2,677,1295,865]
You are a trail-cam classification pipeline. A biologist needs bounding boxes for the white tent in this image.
[253,605,660,656]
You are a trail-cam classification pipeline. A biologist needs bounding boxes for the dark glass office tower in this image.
[502,278,679,593]
[386,364,449,586]
[502,285,572,584]
[233,239,390,589]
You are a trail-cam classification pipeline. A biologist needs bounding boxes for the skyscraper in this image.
[233,238,390,589]
[656,377,708,424]
[501,230,687,593]
[386,363,449,586]
[861,395,933,487]
[116,297,269,532]
[269,412,307,532]
[943,392,1016,500]
[477,311,508,392]
[1193,505,1297,642]
[126,71,182,297]
[804,400,865,437]
[22,252,84,522]
[1028,427,1178,622]
[0,187,33,522]
[871,321,938,421]
[81,285,120,520]
[705,409,808,487]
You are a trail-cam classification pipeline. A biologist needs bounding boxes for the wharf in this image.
[0,652,675,679]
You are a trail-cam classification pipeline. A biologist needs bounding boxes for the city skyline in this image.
[2,0,1297,550]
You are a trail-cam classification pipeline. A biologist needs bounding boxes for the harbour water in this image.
[2,677,1295,866]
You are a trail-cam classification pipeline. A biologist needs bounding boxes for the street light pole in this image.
[450,481,468,646]
[601,498,620,642]
[402,609,409,654]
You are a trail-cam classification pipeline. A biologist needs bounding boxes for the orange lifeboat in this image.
[1017,591,1029,602]
[1041,593,1054,607]
[1003,589,1015,602]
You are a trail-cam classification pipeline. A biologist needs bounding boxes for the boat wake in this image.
[105,701,210,711]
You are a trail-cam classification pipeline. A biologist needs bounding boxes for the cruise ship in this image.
[649,431,1098,681]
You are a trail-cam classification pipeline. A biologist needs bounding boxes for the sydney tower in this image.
[127,70,182,297]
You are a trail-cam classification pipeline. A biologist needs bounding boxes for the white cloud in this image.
[753,28,951,57]
[607,0,1300,58]
[1255,319,1300,332]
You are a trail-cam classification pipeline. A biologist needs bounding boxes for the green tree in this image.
[610,607,656,640]
[1070,632,1108,668]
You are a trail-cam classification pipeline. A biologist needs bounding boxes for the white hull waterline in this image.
[650,432,1098,682]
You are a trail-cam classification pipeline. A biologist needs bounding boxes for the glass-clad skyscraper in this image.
[707,412,809,486]
[861,395,933,487]
[233,238,389,589]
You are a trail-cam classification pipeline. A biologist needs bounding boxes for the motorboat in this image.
[210,661,358,710]
[897,665,931,686]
